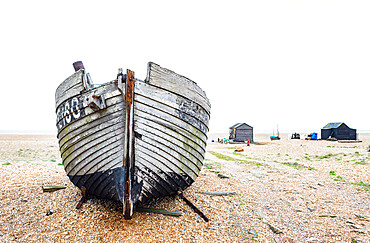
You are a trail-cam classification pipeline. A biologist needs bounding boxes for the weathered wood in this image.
[55,62,211,218]
[135,95,209,135]
[134,116,206,157]
[55,70,85,109]
[135,81,210,126]
[135,109,207,149]
[123,69,135,219]
[135,103,207,142]
[136,207,182,217]
[135,126,203,170]
[178,192,209,222]
[146,62,211,113]
[42,185,67,193]
[135,139,198,181]
[197,191,237,196]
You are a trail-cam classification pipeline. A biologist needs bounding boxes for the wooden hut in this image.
[321,122,357,140]
[229,123,253,142]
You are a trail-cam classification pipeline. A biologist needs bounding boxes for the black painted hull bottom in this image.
[69,167,194,205]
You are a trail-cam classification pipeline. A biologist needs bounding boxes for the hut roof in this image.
[322,122,343,129]
[229,123,253,129]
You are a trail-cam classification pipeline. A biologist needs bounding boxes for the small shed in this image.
[229,123,253,142]
[321,122,357,140]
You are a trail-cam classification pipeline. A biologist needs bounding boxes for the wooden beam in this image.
[123,69,135,219]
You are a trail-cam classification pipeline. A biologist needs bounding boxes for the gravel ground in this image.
[0,133,369,242]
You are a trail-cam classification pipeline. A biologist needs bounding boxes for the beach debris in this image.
[307,207,316,212]
[178,192,209,222]
[217,173,230,179]
[234,146,244,152]
[76,186,87,209]
[318,214,337,218]
[42,185,66,193]
[197,191,237,196]
[265,222,284,234]
[136,207,182,217]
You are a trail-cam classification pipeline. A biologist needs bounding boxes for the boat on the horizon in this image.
[55,61,210,219]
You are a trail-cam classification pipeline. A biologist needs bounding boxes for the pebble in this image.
[248,228,257,236]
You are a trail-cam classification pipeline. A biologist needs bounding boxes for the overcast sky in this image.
[0,0,369,134]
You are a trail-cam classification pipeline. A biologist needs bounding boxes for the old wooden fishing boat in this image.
[55,61,210,219]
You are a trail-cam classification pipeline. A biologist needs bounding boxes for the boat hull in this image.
[55,62,210,209]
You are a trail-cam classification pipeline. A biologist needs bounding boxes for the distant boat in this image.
[270,125,280,140]
[55,61,211,219]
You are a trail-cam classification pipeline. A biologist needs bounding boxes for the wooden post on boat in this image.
[73,61,85,71]
[123,69,135,219]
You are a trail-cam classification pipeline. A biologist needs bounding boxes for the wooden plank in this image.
[135,110,206,150]
[135,81,210,125]
[73,157,122,194]
[135,94,209,135]
[135,138,199,181]
[146,62,211,113]
[123,69,135,219]
[59,115,124,153]
[135,164,173,196]
[55,70,85,108]
[135,103,207,143]
[135,149,191,188]
[135,121,205,163]
[138,132,200,174]
[57,97,124,144]
[66,137,124,176]
[136,207,182,217]
[197,191,237,196]
[56,91,123,136]
[135,125,203,170]
[64,132,123,173]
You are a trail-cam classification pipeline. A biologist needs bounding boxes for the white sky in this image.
[0,0,369,134]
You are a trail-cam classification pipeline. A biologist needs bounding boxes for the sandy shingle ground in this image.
[0,133,369,242]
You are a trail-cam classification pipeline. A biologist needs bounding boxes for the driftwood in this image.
[178,192,209,222]
[42,185,67,193]
[197,191,237,196]
[136,207,182,217]
[217,174,230,179]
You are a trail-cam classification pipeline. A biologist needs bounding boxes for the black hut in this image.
[229,123,253,142]
[321,122,357,140]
